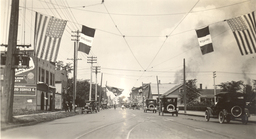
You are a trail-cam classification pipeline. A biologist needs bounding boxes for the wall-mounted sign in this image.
[14,87,36,95]
[15,76,27,83]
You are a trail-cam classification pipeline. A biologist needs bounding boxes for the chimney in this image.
[200,84,202,89]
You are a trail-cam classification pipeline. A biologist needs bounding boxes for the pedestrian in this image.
[63,101,68,112]
[69,101,72,112]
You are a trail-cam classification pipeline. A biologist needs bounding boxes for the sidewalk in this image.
[178,110,256,123]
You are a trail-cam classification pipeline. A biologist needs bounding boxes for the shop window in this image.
[46,71,49,84]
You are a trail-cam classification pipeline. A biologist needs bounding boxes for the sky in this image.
[1,0,256,98]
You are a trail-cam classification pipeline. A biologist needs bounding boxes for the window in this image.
[50,73,53,85]
[38,67,41,82]
[46,71,49,84]
[41,69,45,82]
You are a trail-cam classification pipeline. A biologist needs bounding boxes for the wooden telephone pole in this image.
[71,30,79,112]
[183,58,187,114]
[2,0,20,123]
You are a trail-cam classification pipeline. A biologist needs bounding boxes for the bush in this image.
[179,101,212,111]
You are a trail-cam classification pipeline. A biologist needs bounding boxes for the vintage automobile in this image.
[144,99,157,113]
[205,92,250,124]
[159,97,178,116]
[102,104,108,109]
[131,103,140,110]
[83,101,98,114]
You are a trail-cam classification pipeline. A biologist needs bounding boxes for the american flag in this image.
[227,11,256,55]
[34,12,67,62]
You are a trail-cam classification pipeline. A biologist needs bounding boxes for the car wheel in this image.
[231,106,242,118]
[205,110,210,122]
[226,115,231,123]
[219,111,225,124]
[242,114,248,125]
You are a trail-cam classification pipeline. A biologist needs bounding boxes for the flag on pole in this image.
[106,85,124,96]
[78,25,96,54]
[34,12,67,62]
[227,11,256,55]
[195,26,214,55]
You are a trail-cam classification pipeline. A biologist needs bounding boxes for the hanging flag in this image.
[106,85,124,96]
[34,12,67,62]
[78,25,96,54]
[227,11,256,55]
[195,26,214,55]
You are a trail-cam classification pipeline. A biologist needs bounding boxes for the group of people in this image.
[63,101,73,112]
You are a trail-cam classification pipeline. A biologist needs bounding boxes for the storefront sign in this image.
[14,87,36,95]
[15,76,27,83]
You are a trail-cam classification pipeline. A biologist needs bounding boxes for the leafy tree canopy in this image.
[56,61,73,77]
[217,80,244,93]
[179,79,200,105]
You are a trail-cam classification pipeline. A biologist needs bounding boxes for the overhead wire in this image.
[103,3,145,70]
[132,0,200,87]
[5,1,254,86]
[68,0,250,17]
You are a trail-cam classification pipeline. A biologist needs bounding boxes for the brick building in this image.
[1,50,57,111]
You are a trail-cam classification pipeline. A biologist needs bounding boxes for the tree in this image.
[66,79,104,107]
[56,60,73,77]
[218,80,244,93]
[179,79,200,105]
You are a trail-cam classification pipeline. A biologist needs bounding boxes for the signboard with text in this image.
[14,86,36,95]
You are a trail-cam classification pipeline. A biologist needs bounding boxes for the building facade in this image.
[1,50,56,111]
[55,70,68,110]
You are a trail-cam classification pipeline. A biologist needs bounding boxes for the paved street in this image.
[2,108,256,139]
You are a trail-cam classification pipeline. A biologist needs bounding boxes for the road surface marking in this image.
[126,123,141,139]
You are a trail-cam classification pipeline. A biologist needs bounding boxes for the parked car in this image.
[144,99,157,113]
[205,92,250,124]
[102,104,108,109]
[159,97,178,116]
[83,101,98,114]
[131,103,140,110]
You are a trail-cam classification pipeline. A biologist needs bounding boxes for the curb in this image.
[178,113,256,124]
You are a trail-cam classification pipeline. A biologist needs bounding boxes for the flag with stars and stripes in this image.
[34,12,67,62]
[227,11,256,55]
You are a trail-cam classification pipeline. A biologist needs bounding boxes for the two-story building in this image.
[1,50,61,111]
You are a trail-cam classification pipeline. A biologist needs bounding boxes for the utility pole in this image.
[87,56,97,101]
[183,58,186,114]
[156,76,160,115]
[99,73,103,104]
[71,30,79,112]
[213,71,217,104]
[93,66,101,101]
[2,0,19,123]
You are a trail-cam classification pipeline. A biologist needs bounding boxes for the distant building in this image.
[55,70,68,110]
[129,82,225,106]
[150,83,181,99]
[130,83,152,105]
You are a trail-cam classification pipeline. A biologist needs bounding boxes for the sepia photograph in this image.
[1,0,256,139]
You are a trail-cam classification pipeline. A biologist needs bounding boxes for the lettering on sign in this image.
[14,87,36,95]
